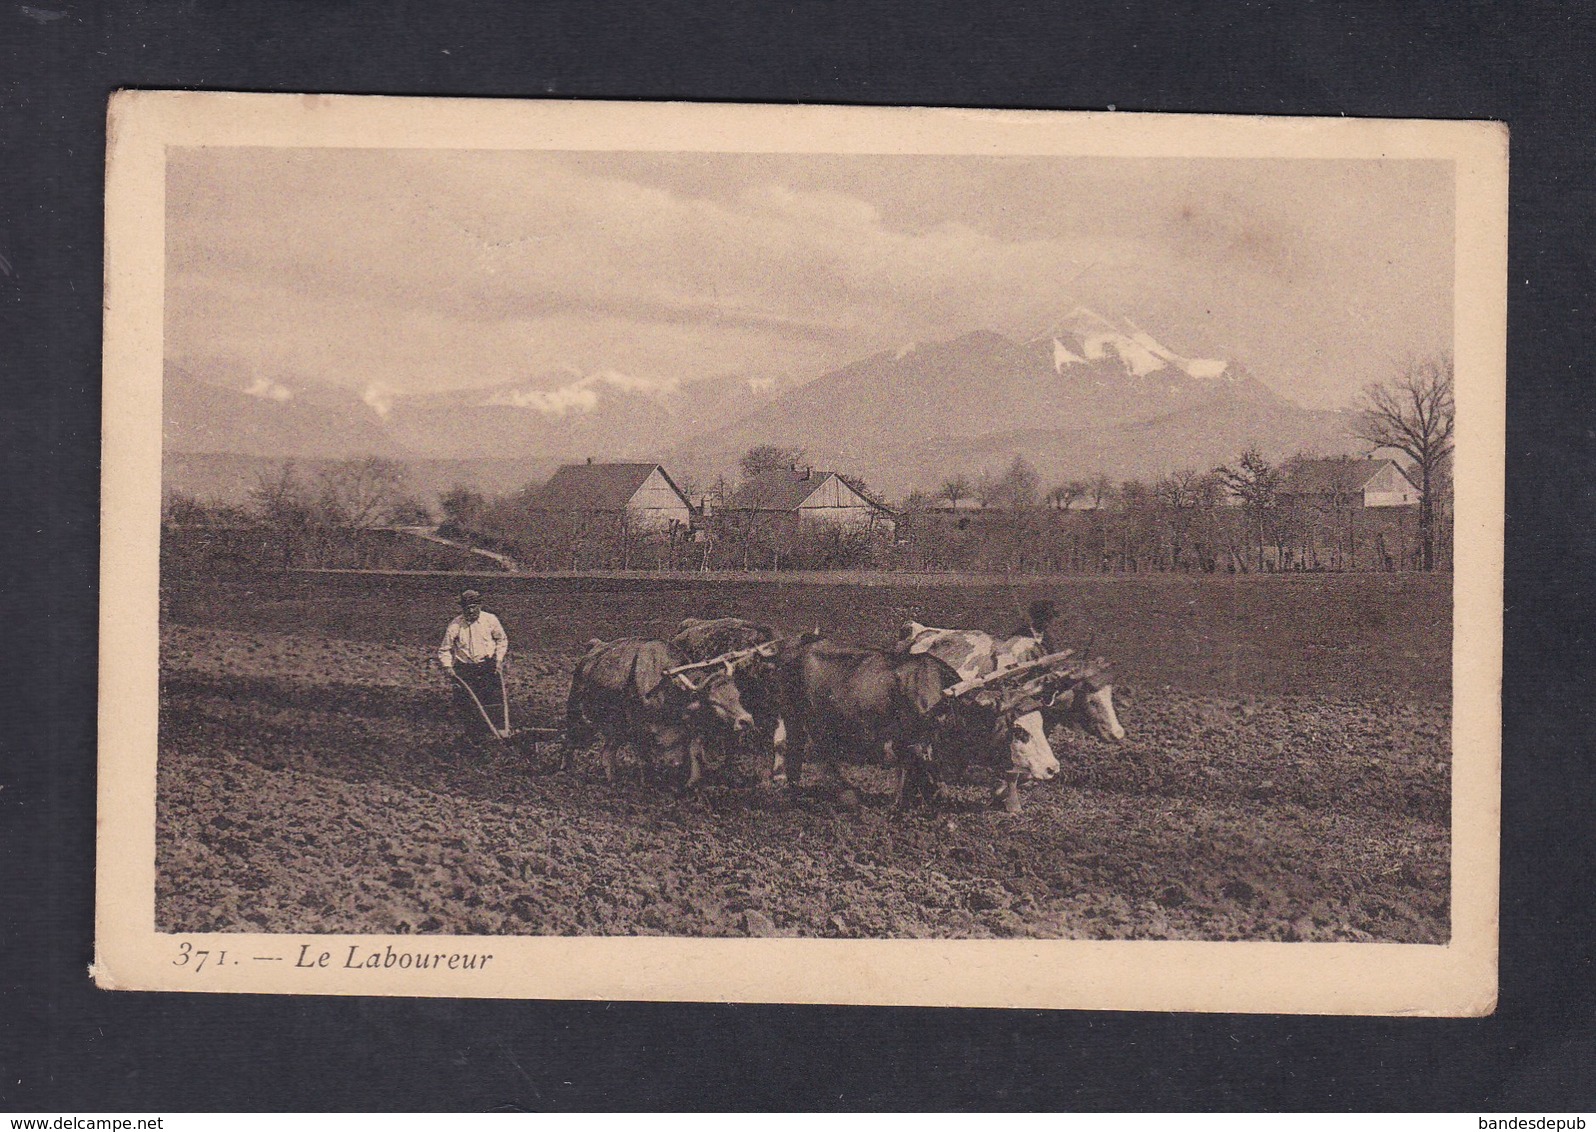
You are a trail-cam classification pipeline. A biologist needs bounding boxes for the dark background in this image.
[4,0,1593,1111]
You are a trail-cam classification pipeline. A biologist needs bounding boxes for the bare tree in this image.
[1215,447,1281,572]
[1118,479,1155,571]
[1048,480,1087,511]
[438,485,486,533]
[1155,470,1220,571]
[387,496,433,527]
[740,444,807,479]
[162,490,209,528]
[247,461,318,568]
[248,460,309,523]
[1354,355,1454,570]
[939,473,972,511]
[315,456,409,528]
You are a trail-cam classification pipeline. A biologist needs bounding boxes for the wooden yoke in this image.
[941,649,1077,700]
[664,638,786,690]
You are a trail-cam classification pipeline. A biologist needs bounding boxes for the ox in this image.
[898,620,1125,809]
[670,617,789,785]
[758,635,959,809]
[565,637,754,787]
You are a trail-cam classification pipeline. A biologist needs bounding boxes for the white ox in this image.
[897,621,1126,807]
[896,622,1058,810]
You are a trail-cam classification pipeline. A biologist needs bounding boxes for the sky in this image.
[166,147,1454,411]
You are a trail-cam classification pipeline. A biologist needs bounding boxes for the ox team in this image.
[439,592,1124,811]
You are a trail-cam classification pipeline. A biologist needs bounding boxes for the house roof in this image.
[836,474,895,514]
[731,467,893,512]
[1281,457,1414,496]
[532,462,687,511]
[730,468,832,511]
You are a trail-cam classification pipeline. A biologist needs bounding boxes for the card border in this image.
[95,91,1505,1013]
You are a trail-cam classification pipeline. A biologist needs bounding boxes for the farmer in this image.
[1013,598,1064,652]
[437,588,510,742]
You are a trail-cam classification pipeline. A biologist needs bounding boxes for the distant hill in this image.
[857,395,1359,498]
[164,363,404,458]
[668,313,1357,496]
[164,359,793,468]
[164,308,1362,505]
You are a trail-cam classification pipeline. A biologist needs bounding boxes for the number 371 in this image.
[173,941,227,971]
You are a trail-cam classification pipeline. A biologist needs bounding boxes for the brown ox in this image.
[565,637,754,787]
[670,617,788,786]
[759,635,959,808]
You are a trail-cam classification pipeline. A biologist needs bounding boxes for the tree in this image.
[1049,480,1089,511]
[247,461,318,568]
[1118,479,1155,570]
[976,457,1044,569]
[1354,355,1454,570]
[438,486,486,532]
[387,496,434,526]
[248,461,310,525]
[740,445,807,480]
[1215,447,1281,571]
[939,474,972,511]
[314,456,409,528]
[162,490,209,528]
[1154,470,1221,571]
[1003,457,1041,510]
[1086,473,1117,571]
[977,456,1040,512]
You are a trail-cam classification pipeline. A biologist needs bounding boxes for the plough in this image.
[448,664,514,742]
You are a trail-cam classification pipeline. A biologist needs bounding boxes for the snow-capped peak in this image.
[482,368,680,418]
[1051,308,1230,382]
[1052,338,1087,373]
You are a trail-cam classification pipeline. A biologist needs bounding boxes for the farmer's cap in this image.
[459,589,483,606]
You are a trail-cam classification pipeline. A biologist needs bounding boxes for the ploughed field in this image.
[158,572,1451,941]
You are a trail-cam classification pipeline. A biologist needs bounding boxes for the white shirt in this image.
[438,611,508,668]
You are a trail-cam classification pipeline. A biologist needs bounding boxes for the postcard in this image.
[96,91,1505,1012]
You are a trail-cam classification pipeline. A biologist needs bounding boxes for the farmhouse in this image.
[727,466,895,532]
[527,460,694,530]
[1279,457,1421,510]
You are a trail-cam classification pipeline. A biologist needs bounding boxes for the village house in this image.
[1278,457,1421,510]
[528,460,694,531]
[726,465,895,533]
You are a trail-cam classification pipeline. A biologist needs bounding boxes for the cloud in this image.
[589,368,680,397]
[482,368,678,418]
[243,376,292,402]
[362,383,395,417]
[165,149,1454,409]
[486,383,601,417]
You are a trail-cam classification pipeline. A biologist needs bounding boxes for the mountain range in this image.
[163,308,1362,505]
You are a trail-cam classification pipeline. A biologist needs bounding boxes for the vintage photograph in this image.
[98,95,1504,1010]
